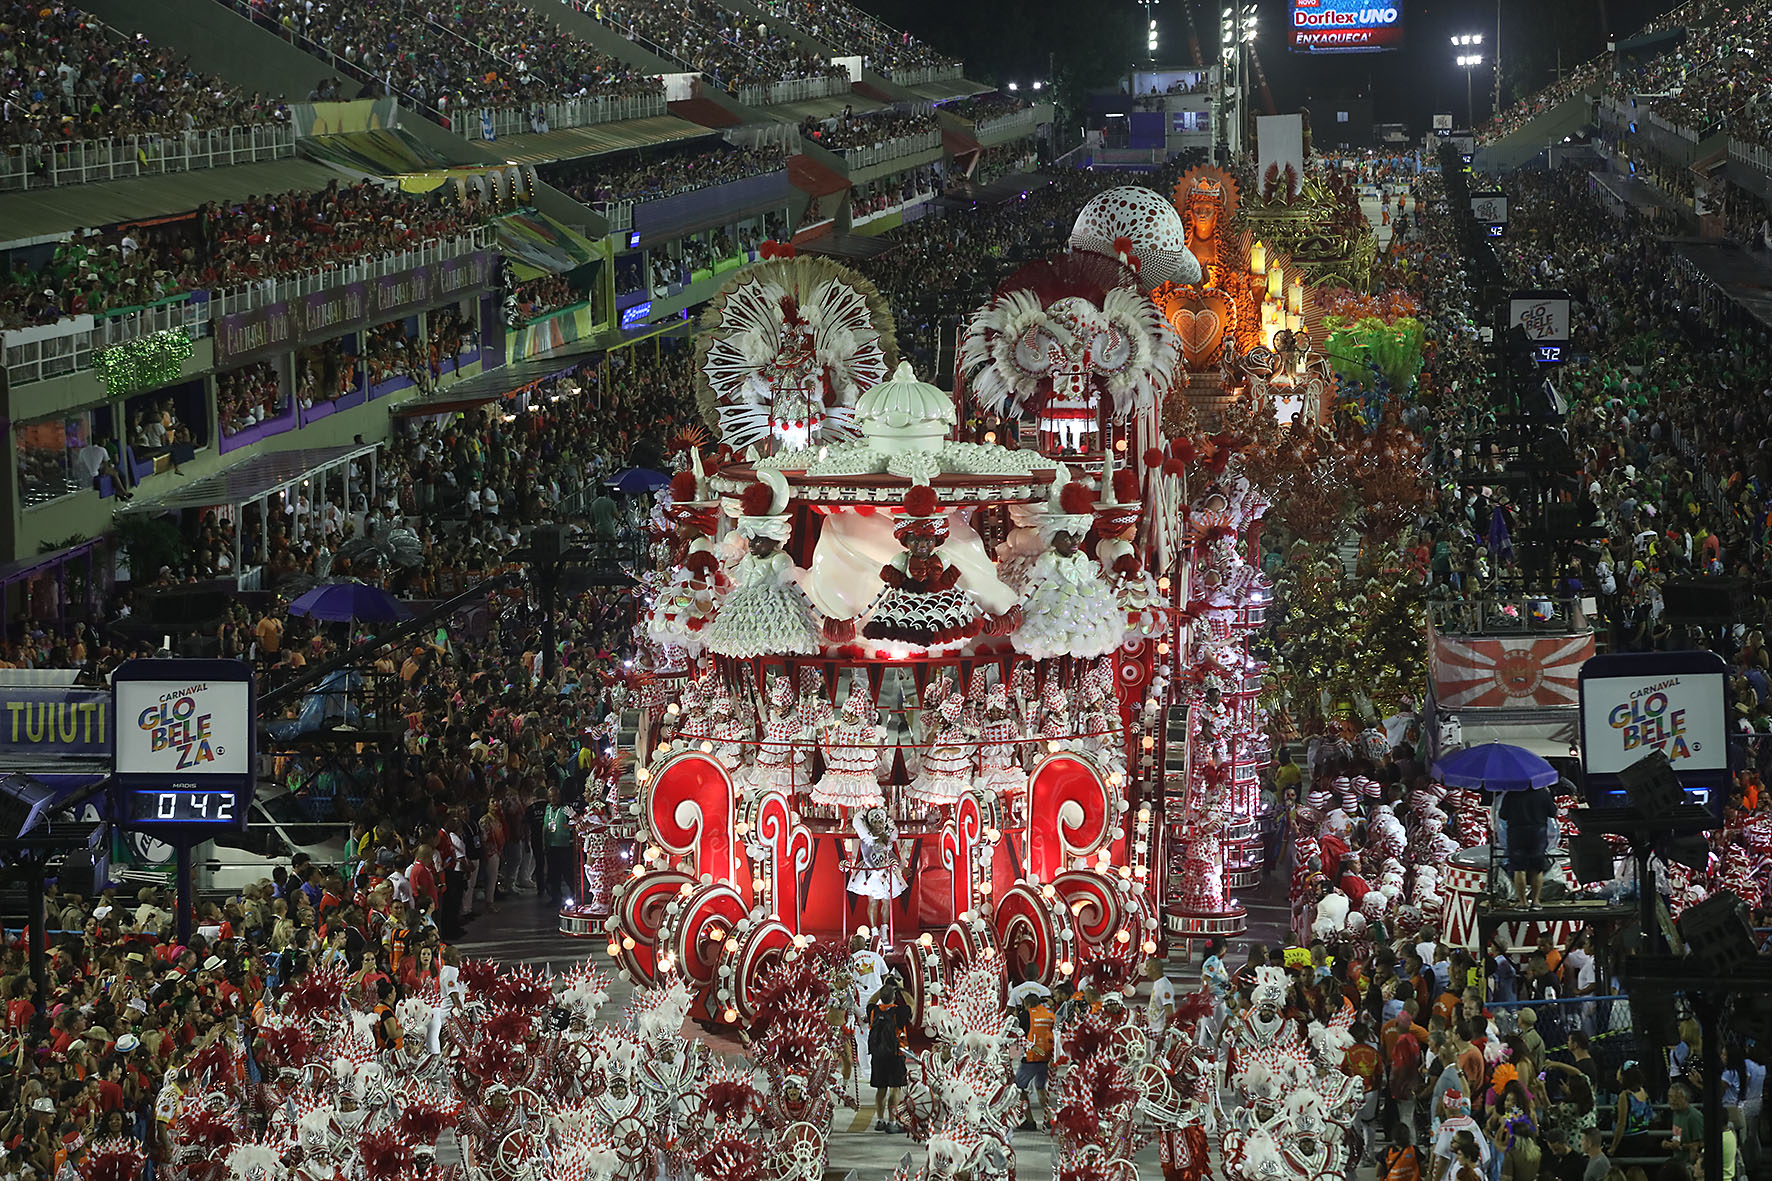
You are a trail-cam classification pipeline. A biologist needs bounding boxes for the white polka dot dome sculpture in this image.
[1069,185,1203,291]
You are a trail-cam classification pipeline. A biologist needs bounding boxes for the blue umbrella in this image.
[606,468,669,494]
[287,580,410,623]
[1432,742,1558,792]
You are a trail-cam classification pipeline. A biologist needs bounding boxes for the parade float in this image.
[591,174,1342,1041]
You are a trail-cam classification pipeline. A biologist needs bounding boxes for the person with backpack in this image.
[371,978,402,1053]
[866,976,910,1133]
[1382,1124,1427,1181]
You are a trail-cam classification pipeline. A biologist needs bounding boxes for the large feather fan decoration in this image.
[960,253,1178,421]
[696,257,898,451]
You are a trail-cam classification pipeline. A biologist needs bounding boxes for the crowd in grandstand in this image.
[216,361,290,437]
[804,108,939,153]
[1370,161,1772,760]
[0,1,288,152]
[1485,0,1772,152]
[938,94,1031,124]
[229,0,661,116]
[543,142,789,206]
[753,0,958,75]
[583,0,844,89]
[0,182,497,331]
[506,274,581,325]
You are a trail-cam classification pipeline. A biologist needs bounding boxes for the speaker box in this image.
[1659,577,1747,625]
[531,524,566,565]
[1619,749,1684,815]
[1567,831,1614,884]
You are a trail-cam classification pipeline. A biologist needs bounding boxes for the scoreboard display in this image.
[1289,0,1405,53]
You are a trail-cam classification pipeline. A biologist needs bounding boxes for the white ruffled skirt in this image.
[705,582,822,657]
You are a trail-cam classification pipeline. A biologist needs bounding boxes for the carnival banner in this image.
[1428,628,1594,710]
[0,687,112,761]
[215,253,495,363]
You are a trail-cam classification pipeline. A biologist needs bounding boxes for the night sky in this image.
[864,0,1680,132]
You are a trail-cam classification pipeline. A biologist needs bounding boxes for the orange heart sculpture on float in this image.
[1153,285,1233,371]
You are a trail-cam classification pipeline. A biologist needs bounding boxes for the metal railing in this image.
[462,92,667,142]
[600,202,635,234]
[4,298,210,388]
[3,229,488,386]
[0,123,296,192]
[737,74,851,108]
[974,107,1041,138]
[212,228,493,318]
[884,62,964,86]
[836,128,942,168]
[1730,138,1772,179]
[1427,593,1590,635]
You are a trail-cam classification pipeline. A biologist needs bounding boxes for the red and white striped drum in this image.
[1441,847,1490,951]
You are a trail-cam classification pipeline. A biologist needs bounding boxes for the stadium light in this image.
[1007,81,1019,91]
[1454,38,1486,127]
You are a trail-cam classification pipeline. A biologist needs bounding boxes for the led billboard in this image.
[1290,0,1405,53]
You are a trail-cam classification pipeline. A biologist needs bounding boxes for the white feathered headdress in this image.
[628,979,693,1046]
[697,259,897,450]
[225,1141,283,1181]
[959,254,1178,421]
[1250,965,1287,1010]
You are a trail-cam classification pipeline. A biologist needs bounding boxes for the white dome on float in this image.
[1069,186,1202,291]
[854,360,957,454]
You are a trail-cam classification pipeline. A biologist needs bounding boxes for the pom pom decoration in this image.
[739,482,776,517]
[1162,459,1185,478]
[1171,439,1195,467]
[1058,482,1096,515]
[78,1142,146,1181]
[1143,447,1166,469]
[358,1129,415,1181]
[393,1087,459,1144]
[1112,468,1141,503]
[902,483,940,517]
[669,471,699,503]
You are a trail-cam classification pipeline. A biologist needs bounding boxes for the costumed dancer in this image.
[645,456,722,662]
[812,681,887,809]
[709,690,748,774]
[909,693,975,808]
[749,676,808,795]
[862,485,981,651]
[705,470,823,657]
[1012,477,1127,660]
[1037,683,1072,745]
[976,685,1026,798]
[1078,668,1125,775]
[670,678,713,747]
[847,805,908,939]
[1094,449,1164,636]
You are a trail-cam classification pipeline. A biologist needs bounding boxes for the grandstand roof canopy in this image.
[487,117,716,166]
[0,158,343,244]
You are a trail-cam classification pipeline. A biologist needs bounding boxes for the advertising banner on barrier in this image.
[0,687,112,761]
[215,253,494,362]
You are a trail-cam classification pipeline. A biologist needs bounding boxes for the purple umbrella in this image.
[1432,742,1558,792]
[286,580,410,623]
